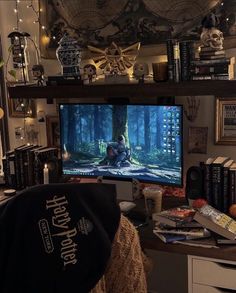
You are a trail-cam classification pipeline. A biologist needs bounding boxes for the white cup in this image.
[143,186,163,217]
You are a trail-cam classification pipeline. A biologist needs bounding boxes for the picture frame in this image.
[8,98,36,118]
[46,115,60,148]
[215,97,236,145]
[188,126,208,154]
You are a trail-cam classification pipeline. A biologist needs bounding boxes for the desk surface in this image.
[139,196,236,262]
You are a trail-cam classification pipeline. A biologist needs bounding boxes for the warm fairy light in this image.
[14,8,18,13]
[41,35,50,45]
[41,25,46,30]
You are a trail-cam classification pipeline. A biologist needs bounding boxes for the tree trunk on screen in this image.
[112,105,128,144]
[67,106,77,152]
[144,107,150,152]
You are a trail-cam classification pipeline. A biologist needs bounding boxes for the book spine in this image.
[166,39,174,81]
[14,150,23,189]
[229,169,236,206]
[173,40,180,83]
[211,164,223,211]
[222,167,230,213]
[192,74,229,80]
[180,41,194,81]
[202,163,213,205]
[190,65,229,75]
[191,58,230,66]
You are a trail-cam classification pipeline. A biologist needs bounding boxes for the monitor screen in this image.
[59,103,183,187]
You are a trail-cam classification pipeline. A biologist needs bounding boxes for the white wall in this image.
[0,1,236,182]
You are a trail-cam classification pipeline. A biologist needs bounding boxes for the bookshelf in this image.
[7,80,236,99]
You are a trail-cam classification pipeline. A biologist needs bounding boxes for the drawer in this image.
[193,283,234,293]
[192,258,236,290]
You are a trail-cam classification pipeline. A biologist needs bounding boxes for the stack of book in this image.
[153,204,236,247]
[2,144,59,189]
[152,205,211,243]
[191,46,235,80]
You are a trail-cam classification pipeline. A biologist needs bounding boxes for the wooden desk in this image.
[138,196,236,293]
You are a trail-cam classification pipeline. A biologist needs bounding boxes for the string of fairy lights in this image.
[12,0,49,36]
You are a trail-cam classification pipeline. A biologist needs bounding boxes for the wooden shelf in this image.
[7,80,236,99]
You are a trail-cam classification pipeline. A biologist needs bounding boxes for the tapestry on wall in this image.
[39,0,236,58]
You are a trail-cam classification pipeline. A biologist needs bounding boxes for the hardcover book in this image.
[201,157,216,205]
[211,156,230,211]
[153,231,201,244]
[152,206,196,227]
[193,204,236,240]
[153,222,210,237]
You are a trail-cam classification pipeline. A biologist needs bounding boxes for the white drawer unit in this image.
[188,255,236,292]
[192,283,233,293]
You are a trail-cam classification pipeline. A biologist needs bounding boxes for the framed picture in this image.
[8,98,36,118]
[46,115,60,148]
[188,126,208,154]
[215,97,236,145]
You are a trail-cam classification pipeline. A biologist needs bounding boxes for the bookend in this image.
[97,176,140,201]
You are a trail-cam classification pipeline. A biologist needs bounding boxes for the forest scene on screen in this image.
[60,104,182,185]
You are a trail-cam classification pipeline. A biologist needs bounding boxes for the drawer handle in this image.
[215,287,236,292]
[217,262,236,270]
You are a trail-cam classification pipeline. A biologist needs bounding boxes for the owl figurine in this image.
[133,62,149,83]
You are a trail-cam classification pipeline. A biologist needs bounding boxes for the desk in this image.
[138,197,236,293]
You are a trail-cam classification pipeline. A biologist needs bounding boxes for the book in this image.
[229,162,236,206]
[174,237,219,249]
[190,64,229,75]
[153,231,202,243]
[222,159,234,213]
[211,156,230,211]
[191,57,234,66]
[153,222,210,237]
[191,74,231,80]
[166,39,174,81]
[193,204,236,240]
[179,40,194,81]
[200,46,225,53]
[199,49,225,56]
[34,147,58,184]
[173,40,180,82]
[215,235,236,245]
[202,157,216,205]
[200,54,226,60]
[152,205,196,227]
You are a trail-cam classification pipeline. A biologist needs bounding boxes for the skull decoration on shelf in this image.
[200,27,224,50]
[83,64,97,84]
[133,62,149,83]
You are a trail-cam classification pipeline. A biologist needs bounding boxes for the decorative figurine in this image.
[88,42,140,83]
[32,64,44,86]
[200,12,224,51]
[56,33,82,78]
[83,64,97,84]
[133,62,149,83]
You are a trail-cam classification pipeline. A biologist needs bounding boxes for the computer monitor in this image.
[59,103,183,187]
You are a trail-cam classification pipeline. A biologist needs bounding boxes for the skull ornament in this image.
[200,27,224,50]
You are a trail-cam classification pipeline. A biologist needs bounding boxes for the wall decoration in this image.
[184,96,200,122]
[188,126,208,153]
[215,97,236,145]
[39,0,236,58]
[8,98,36,118]
[46,115,60,148]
